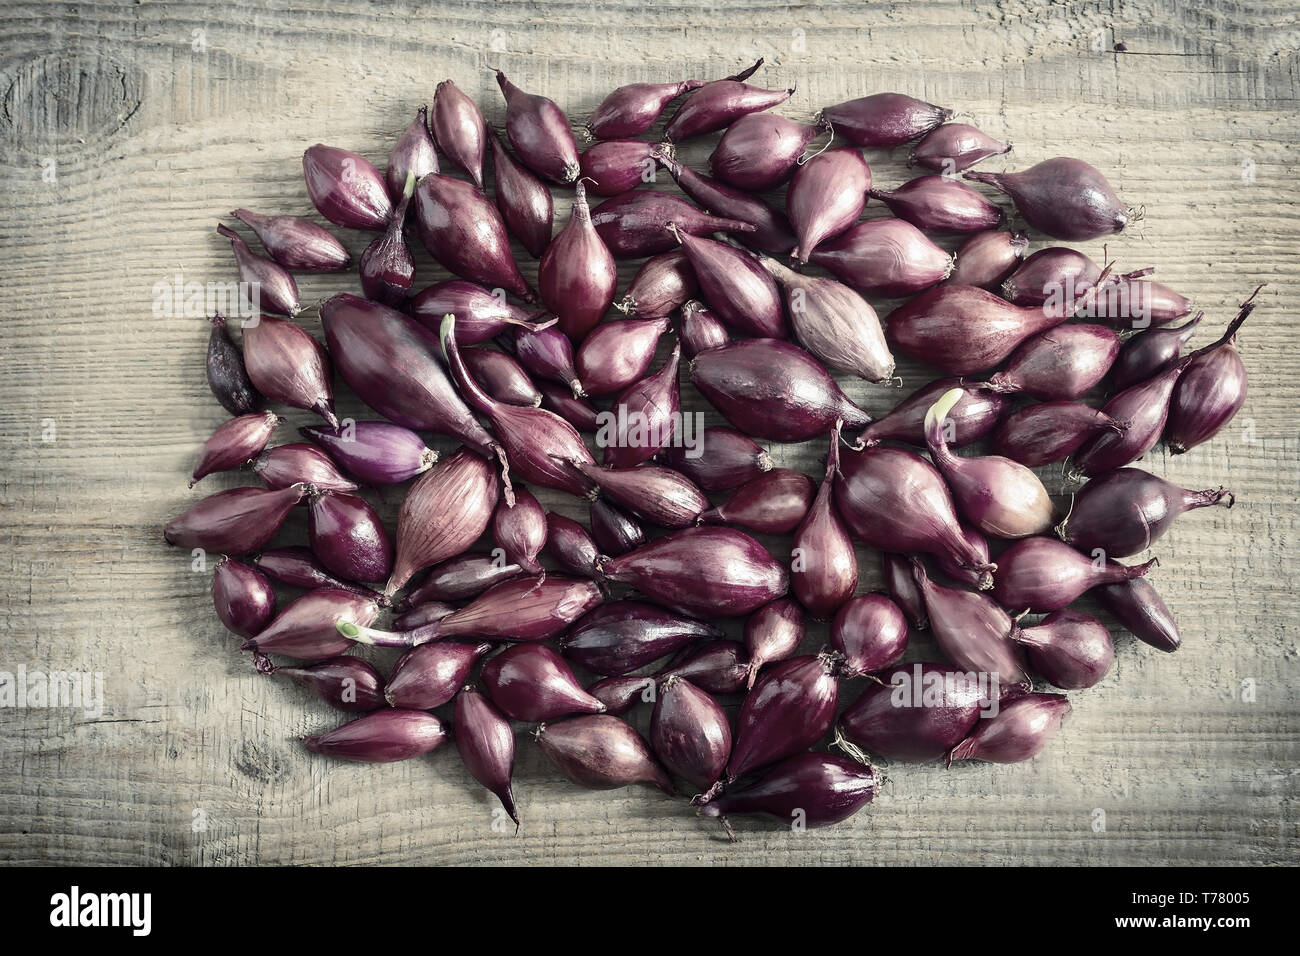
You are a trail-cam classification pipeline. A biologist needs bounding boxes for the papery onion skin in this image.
[882,552,928,631]
[308,490,394,585]
[492,486,547,575]
[700,468,814,535]
[431,576,605,644]
[490,134,554,259]
[678,300,732,357]
[253,442,360,493]
[591,191,756,259]
[588,78,706,139]
[910,122,1011,172]
[651,677,732,791]
[242,314,337,427]
[243,588,379,660]
[982,324,1121,401]
[697,752,878,837]
[659,425,772,492]
[742,598,805,689]
[536,714,675,794]
[568,459,707,530]
[561,600,722,677]
[912,559,1029,684]
[454,686,519,829]
[858,378,1009,450]
[1094,573,1181,652]
[791,428,857,620]
[787,147,872,264]
[385,641,492,710]
[654,640,750,695]
[265,656,386,713]
[1015,609,1114,689]
[213,557,276,638]
[496,70,581,184]
[398,553,523,608]
[600,526,789,619]
[191,411,279,486]
[414,173,535,300]
[206,314,265,416]
[230,210,350,272]
[301,421,438,486]
[654,148,797,255]
[991,402,1126,468]
[600,343,683,468]
[303,709,447,763]
[386,107,439,202]
[868,176,1004,235]
[808,219,952,298]
[946,230,1028,288]
[617,251,698,319]
[709,114,830,191]
[1110,315,1202,393]
[675,230,787,339]
[539,181,618,342]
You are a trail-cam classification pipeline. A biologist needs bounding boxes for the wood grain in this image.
[0,0,1296,865]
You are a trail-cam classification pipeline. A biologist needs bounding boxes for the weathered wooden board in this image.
[0,0,1296,865]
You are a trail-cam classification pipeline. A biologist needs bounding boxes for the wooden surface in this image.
[0,0,1297,866]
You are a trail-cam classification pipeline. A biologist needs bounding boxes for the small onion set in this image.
[171,60,1258,842]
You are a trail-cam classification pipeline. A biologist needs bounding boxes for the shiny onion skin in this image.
[700,468,814,534]
[1002,247,1105,307]
[948,693,1071,765]
[834,444,996,588]
[599,526,789,619]
[301,421,438,486]
[229,210,350,273]
[414,173,534,300]
[760,257,894,383]
[453,686,519,829]
[1057,467,1233,559]
[1165,290,1257,453]
[561,601,722,677]
[790,427,857,620]
[1089,278,1191,329]
[253,442,360,493]
[691,338,872,442]
[786,147,872,263]
[441,315,595,498]
[393,601,457,631]
[1110,315,1202,393]
[910,122,1011,172]
[262,656,386,713]
[868,176,1004,235]
[512,325,584,397]
[578,139,664,196]
[591,191,755,259]
[882,552,928,631]
[858,378,1009,450]
[308,490,394,585]
[490,134,554,259]
[674,230,787,339]
[242,314,337,427]
[654,640,750,695]
[302,144,393,231]
[252,546,379,596]
[660,425,772,492]
[991,402,1127,468]
[567,459,707,529]
[206,314,264,416]
[600,342,683,468]
[819,93,951,148]
[386,447,499,596]
[190,411,279,486]
[164,483,306,555]
[965,158,1129,241]
[464,347,540,407]
[665,64,792,141]
[838,662,992,763]
[587,675,655,715]
[1094,573,1181,653]
[539,381,602,433]
[830,593,908,679]
[616,252,698,319]
[932,521,992,590]
[886,271,1107,376]
[493,486,547,575]
[588,498,646,556]
[398,553,523,607]
[808,219,952,298]
[709,113,831,191]
[536,715,675,794]
[992,536,1156,614]
[425,576,604,644]
[386,107,438,202]
[742,599,805,689]
[359,180,416,306]
[720,652,839,784]
[651,677,732,792]
[1073,308,1250,477]
[321,294,497,458]
[912,559,1029,685]
[408,280,553,344]
[587,78,705,139]
[212,557,276,638]
[243,588,379,660]
[303,709,448,763]
[946,230,1028,289]
[545,512,600,578]
[982,324,1121,400]
[539,181,618,342]
[654,147,797,256]
[496,70,580,184]
[698,752,878,838]
[432,79,488,188]
[576,317,670,396]
[923,388,1057,539]
[1015,609,1114,689]
[385,641,492,710]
